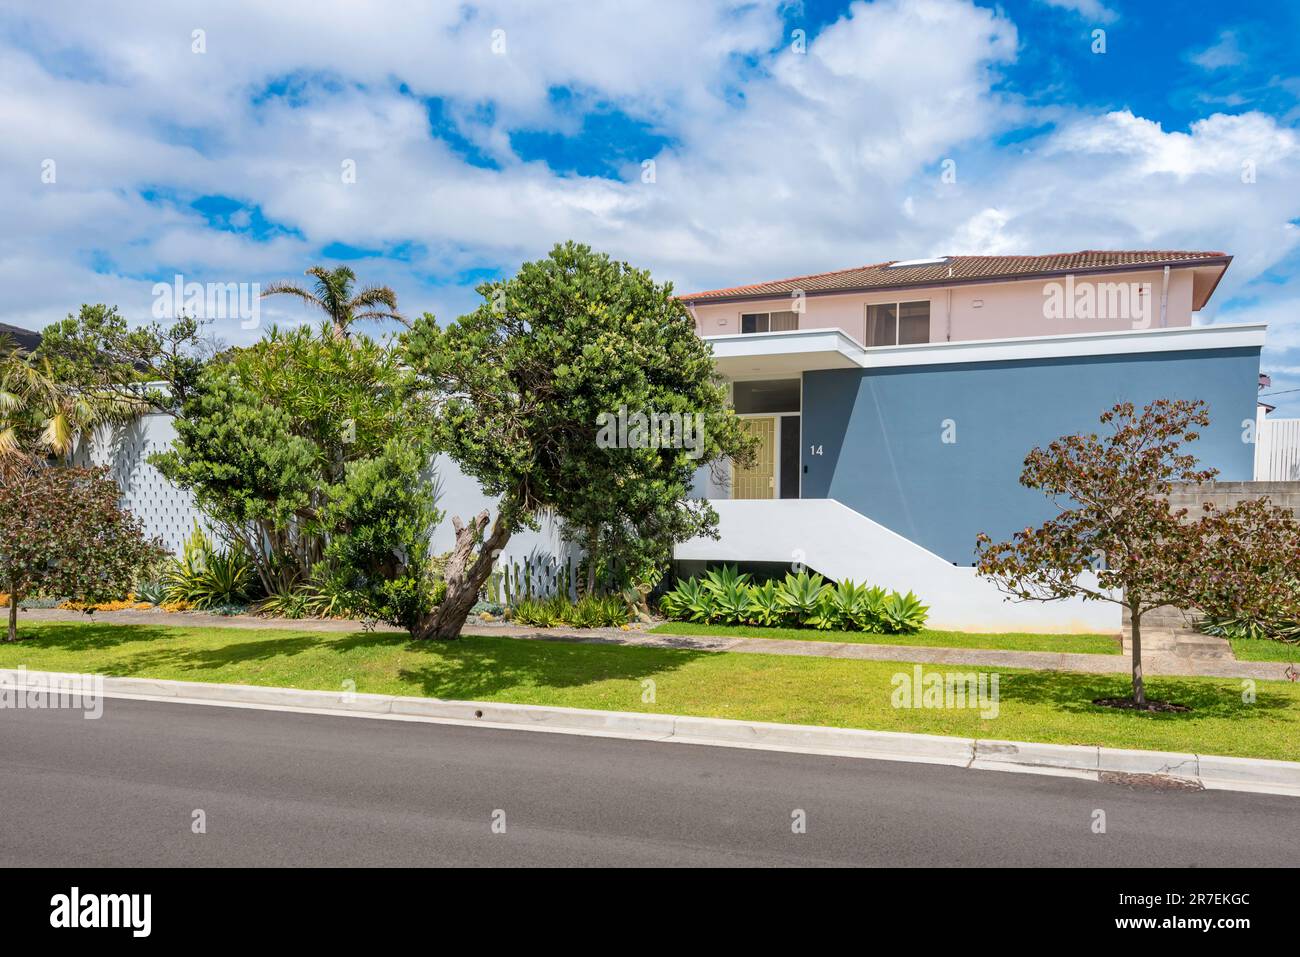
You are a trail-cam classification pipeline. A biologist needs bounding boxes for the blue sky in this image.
[1,0,1299,409]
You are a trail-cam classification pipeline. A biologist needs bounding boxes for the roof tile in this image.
[680,250,1229,302]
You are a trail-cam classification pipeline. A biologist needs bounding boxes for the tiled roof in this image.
[680,251,1230,302]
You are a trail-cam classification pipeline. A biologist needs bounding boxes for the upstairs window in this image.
[866,300,930,346]
[740,310,799,334]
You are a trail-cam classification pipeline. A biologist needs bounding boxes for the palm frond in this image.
[351,310,412,330]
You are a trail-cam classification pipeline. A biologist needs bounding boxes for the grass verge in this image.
[0,621,1294,761]
[647,621,1121,655]
[1228,637,1300,663]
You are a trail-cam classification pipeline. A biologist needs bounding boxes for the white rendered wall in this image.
[675,499,1121,634]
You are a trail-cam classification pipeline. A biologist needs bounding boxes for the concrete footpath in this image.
[18,607,1299,682]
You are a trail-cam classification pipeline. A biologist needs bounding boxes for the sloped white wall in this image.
[676,499,1121,634]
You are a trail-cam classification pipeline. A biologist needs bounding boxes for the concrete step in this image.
[1173,633,1232,659]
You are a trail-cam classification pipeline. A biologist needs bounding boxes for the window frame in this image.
[864,299,931,347]
[739,310,800,335]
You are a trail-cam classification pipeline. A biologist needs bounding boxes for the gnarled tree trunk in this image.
[413,511,511,641]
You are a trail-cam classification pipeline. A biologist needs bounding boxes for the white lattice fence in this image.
[1255,417,1300,481]
[73,415,212,555]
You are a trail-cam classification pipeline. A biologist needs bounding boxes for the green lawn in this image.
[0,621,1294,761]
[648,621,1121,655]
[1229,637,1300,663]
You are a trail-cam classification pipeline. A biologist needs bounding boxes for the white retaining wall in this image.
[676,499,1121,634]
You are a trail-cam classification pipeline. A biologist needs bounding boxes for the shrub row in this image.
[510,594,631,628]
[659,567,929,634]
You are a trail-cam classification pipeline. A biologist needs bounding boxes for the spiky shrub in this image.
[878,591,930,634]
[775,571,831,626]
[745,580,786,627]
[660,577,714,623]
[163,524,254,610]
[510,597,555,627]
[702,565,752,624]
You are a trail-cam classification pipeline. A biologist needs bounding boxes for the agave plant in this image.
[806,579,864,630]
[745,580,785,627]
[879,590,929,634]
[849,584,889,632]
[775,571,830,625]
[702,564,750,595]
[709,577,752,624]
[660,577,713,622]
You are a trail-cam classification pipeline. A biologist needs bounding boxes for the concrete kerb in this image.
[3,668,1298,797]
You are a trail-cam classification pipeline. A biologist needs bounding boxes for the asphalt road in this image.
[1,697,1296,867]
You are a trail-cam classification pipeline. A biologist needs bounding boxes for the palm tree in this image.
[261,266,407,340]
[0,336,139,460]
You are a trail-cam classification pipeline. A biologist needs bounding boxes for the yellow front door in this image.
[734,417,776,499]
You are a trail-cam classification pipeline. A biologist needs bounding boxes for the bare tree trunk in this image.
[585,527,598,597]
[413,511,512,640]
[6,584,17,642]
[1130,604,1146,706]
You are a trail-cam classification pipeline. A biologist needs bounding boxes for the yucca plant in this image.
[569,595,606,628]
[163,524,253,610]
[775,571,830,625]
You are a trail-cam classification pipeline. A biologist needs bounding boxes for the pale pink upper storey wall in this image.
[688,268,1197,344]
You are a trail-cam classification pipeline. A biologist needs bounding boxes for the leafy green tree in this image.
[318,440,444,630]
[151,325,430,595]
[36,303,209,417]
[0,457,164,640]
[261,266,406,340]
[403,241,754,640]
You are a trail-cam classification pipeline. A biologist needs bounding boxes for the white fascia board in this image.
[705,328,866,360]
[704,323,1267,373]
[859,323,1267,369]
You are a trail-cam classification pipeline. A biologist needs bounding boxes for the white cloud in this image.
[1190,30,1246,71]
[1034,0,1119,25]
[0,0,1299,407]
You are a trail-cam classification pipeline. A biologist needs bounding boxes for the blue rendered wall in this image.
[800,347,1261,564]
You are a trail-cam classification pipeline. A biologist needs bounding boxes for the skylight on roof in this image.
[887,257,948,268]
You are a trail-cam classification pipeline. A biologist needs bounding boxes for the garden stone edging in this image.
[3,668,1298,797]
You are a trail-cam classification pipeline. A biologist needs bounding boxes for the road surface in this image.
[1,697,1296,867]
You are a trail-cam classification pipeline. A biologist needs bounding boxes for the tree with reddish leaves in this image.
[976,399,1221,709]
[1190,497,1300,638]
[0,456,164,641]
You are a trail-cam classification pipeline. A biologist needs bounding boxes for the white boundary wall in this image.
[77,419,570,568]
